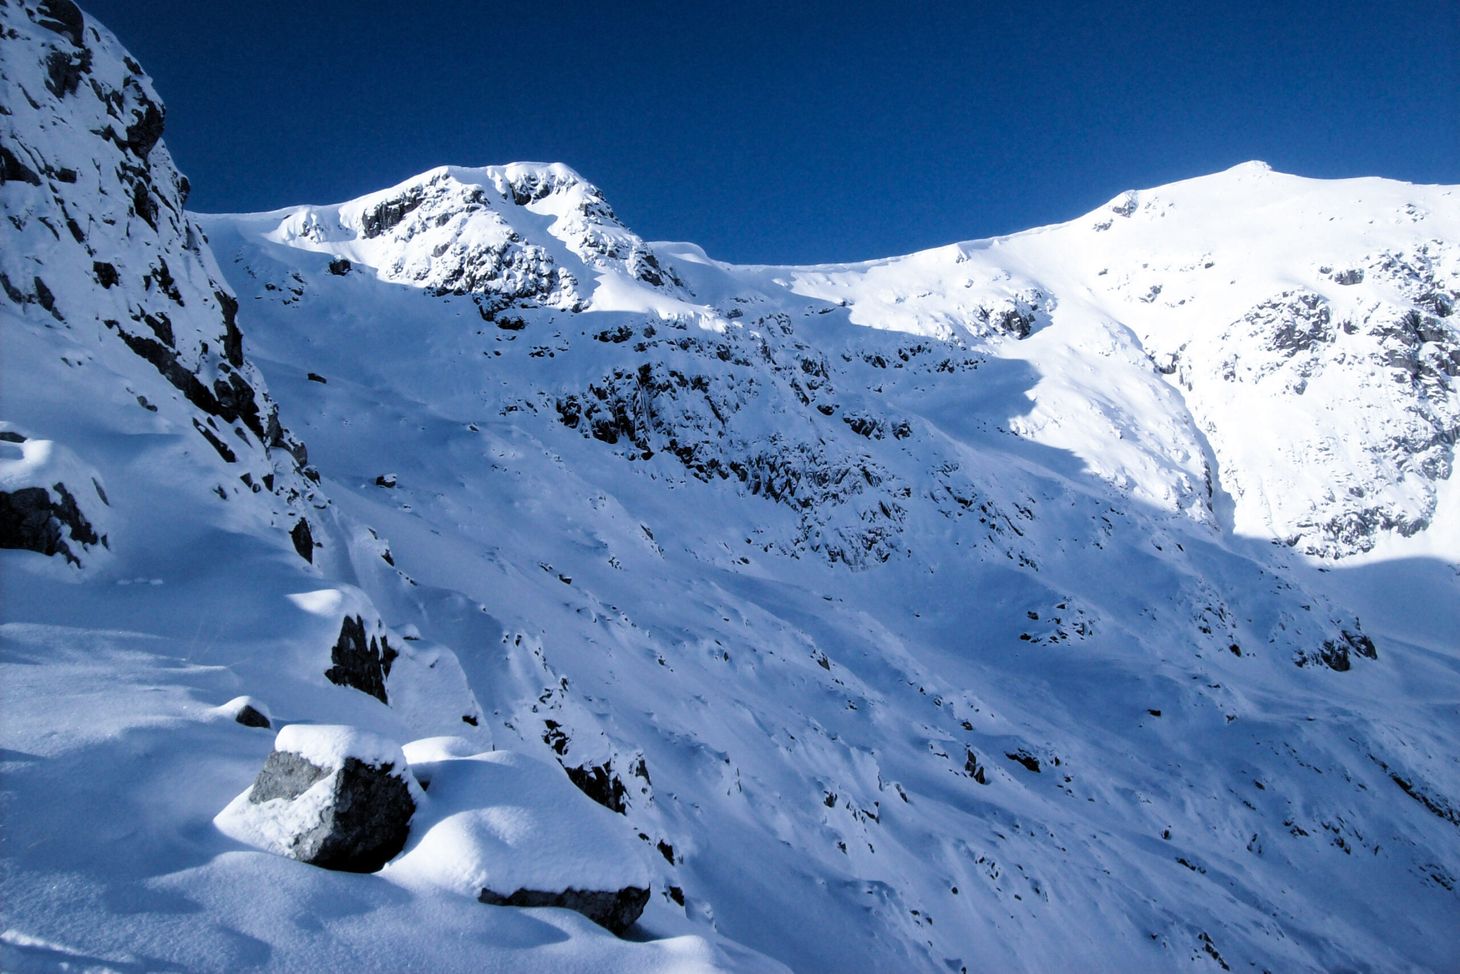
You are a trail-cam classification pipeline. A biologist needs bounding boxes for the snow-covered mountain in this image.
[3,3,1458,972]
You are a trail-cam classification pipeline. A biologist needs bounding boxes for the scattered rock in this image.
[1299,628,1378,671]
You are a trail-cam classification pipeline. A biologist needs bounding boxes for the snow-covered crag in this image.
[3,4,1459,973]
[0,0,317,570]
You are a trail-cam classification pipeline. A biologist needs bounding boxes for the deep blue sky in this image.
[84,1,1459,264]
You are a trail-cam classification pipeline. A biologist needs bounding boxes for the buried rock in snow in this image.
[384,742,652,935]
[215,725,420,872]
[215,694,271,728]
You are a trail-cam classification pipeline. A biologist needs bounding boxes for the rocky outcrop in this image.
[478,885,649,936]
[0,0,317,556]
[1298,628,1378,672]
[0,481,104,565]
[324,614,398,703]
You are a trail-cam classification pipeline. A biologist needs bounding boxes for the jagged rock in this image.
[217,725,418,873]
[478,886,649,936]
[0,482,103,566]
[290,518,314,563]
[324,614,398,703]
[564,761,629,814]
[1301,629,1379,671]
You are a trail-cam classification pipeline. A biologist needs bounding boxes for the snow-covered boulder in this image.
[216,725,421,872]
[214,695,271,728]
[0,430,109,567]
[384,746,651,935]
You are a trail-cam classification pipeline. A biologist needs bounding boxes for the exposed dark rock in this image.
[1369,754,1460,828]
[141,310,173,346]
[307,372,328,384]
[1005,750,1041,773]
[290,518,314,563]
[191,418,237,463]
[324,614,398,703]
[32,276,59,319]
[123,100,164,160]
[327,258,352,276]
[214,290,245,368]
[247,749,415,872]
[565,761,629,814]
[35,0,86,47]
[1265,292,1332,354]
[0,482,102,566]
[993,307,1034,339]
[92,261,118,288]
[374,473,397,488]
[478,884,649,936]
[963,747,988,784]
[595,325,633,343]
[43,45,90,98]
[0,145,42,185]
[1300,628,1379,671]
[234,704,271,728]
[361,188,424,238]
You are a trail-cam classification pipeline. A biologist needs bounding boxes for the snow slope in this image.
[4,2,1459,972]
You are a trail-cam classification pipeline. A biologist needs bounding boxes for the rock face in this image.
[0,482,102,565]
[220,725,418,873]
[0,0,318,561]
[324,614,398,703]
[478,885,649,936]
[0,432,110,567]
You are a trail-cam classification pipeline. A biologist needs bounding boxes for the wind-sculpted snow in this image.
[3,6,1460,972]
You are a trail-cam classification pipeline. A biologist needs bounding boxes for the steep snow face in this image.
[1,6,768,973]
[766,162,1460,558]
[0,0,317,560]
[223,162,689,317]
[200,163,1460,973]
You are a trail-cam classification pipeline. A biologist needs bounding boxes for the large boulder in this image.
[215,725,420,872]
[0,431,109,567]
[384,742,652,935]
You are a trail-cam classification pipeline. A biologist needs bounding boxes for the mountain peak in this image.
[210,160,684,313]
